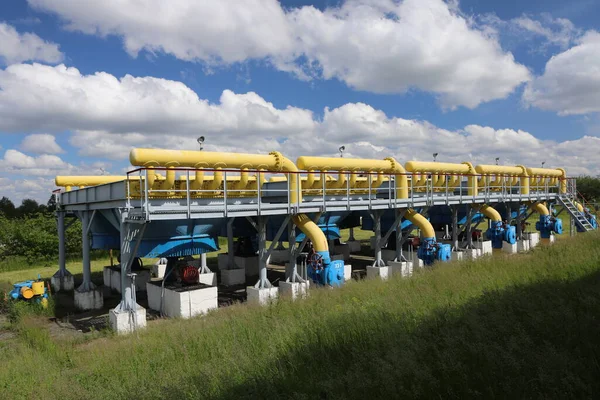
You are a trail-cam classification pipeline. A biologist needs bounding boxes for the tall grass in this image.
[1,231,599,399]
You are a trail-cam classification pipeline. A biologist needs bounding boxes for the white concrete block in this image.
[366,266,390,280]
[332,243,350,261]
[412,252,424,268]
[198,272,217,286]
[474,240,493,255]
[278,281,309,300]
[247,287,278,306]
[109,268,151,293]
[51,272,74,292]
[74,287,104,310]
[270,249,290,264]
[344,264,352,281]
[464,248,479,260]
[517,239,530,253]
[451,251,464,262]
[109,306,147,334]
[151,263,167,278]
[502,242,518,254]
[236,256,259,276]
[525,232,540,248]
[346,240,362,253]
[147,282,218,318]
[221,268,246,286]
[388,261,412,277]
[103,266,111,288]
[549,235,556,245]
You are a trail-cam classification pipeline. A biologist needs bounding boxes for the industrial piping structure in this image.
[50,148,594,333]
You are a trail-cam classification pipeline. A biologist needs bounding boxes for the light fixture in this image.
[433,152,439,162]
[339,145,345,158]
[197,136,205,151]
[495,157,500,165]
[541,161,546,168]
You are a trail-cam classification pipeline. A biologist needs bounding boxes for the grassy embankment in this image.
[1,228,599,399]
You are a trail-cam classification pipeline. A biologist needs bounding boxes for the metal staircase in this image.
[558,195,596,232]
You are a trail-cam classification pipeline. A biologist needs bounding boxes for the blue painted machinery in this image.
[536,215,563,238]
[486,221,517,249]
[577,209,598,232]
[417,238,452,266]
[306,251,345,287]
[9,275,49,307]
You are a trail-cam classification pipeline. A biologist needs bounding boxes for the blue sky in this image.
[0,0,599,202]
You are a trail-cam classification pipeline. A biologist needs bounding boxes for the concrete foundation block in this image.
[366,266,390,280]
[412,252,424,268]
[221,268,246,286]
[74,287,104,310]
[502,242,519,254]
[525,232,540,248]
[332,244,350,261]
[465,248,479,260]
[152,263,167,279]
[517,239,530,252]
[198,272,217,286]
[344,264,352,281]
[51,271,74,292]
[388,261,412,277]
[270,249,290,264]
[147,282,218,318]
[109,306,147,334]
[247,287,278,306]
[346,240,362,253]
[279,281,309,299]
[474,240,493,256]
[109,268,151,293]
[549,235,556,245]
[451,251,464,262]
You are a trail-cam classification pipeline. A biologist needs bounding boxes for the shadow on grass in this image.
[167,270,600,399]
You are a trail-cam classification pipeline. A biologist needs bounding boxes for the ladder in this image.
[558,195,596,232]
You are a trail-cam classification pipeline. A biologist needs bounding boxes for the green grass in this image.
[1,230,599,399]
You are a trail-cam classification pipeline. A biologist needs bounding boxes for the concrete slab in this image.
[502,242,518,254]
[247,287,278,306]
[147,282,218,318]
[346,240,361,253]
[451,251,464,262]
[464,248,479,260]
[517,239,530,253]
[366,266,390,280]
[344,264,352,281]
[279,281,309,300]
[198,272,217,286]
[151,263,167,279]
[51,271,74,292]
[221,268,245,286]
[109,306,147,334]
[474,240,493,256]
[74,287,104,310]
[388,261,412,277]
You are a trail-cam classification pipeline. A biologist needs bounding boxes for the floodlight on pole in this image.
[197,136,205,151]
[541,161,546,168]
[433,153,438,162]
[495,157,500,165]
[339,145,345,158]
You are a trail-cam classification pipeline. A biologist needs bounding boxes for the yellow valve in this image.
[20,287,34,299]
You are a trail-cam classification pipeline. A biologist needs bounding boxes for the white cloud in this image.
[28,0,529,109]
[0,63,316,136]
[0,149,72,176]
[523,31,600,115]
[0,22,63,65]
[19,133,64,154]
[512,14,580,49]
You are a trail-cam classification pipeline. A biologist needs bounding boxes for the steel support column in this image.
[78,210,94,292]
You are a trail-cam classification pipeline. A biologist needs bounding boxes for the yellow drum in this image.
[20,287,34,299]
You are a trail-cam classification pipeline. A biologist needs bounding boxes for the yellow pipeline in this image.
[475,164,529,194]
[574,201,584,213]
[405,161,477,195]
[526,167,565,193]
[479,205,502,222]
[533,202,550,216]
[292,214,328,252]
[405,209,435,239]
[296,156,408,199]
[130,149,299,202]
[55,176,128,190]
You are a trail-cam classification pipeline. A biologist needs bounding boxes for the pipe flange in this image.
[269,151,283,171]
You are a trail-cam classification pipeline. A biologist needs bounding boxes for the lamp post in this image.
[339,146,345,158]
[197,136,205,151]
[433,153,438,162]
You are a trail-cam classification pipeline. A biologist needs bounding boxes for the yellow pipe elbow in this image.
[557,168,567,193]
[574,201,584,213]
[292,214,328,253]
[207,169,223,191]
[533,202,550,216]
[190,170,204,190]
[406,209,435,239]
[480,205,502,222]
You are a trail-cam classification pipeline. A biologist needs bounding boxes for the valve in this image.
[417,238,451,266]
[486,221,516,249]
[306,251,344,287]
[535,215,562,238]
